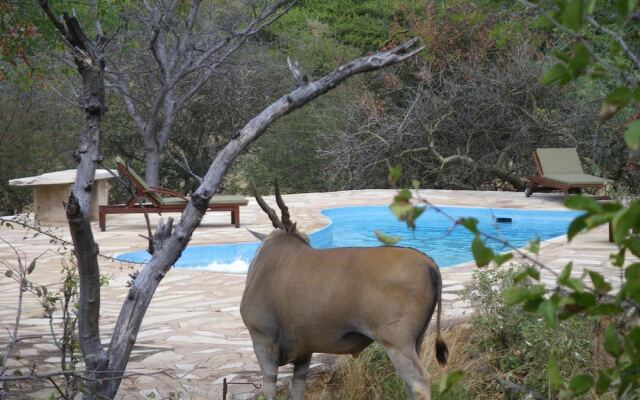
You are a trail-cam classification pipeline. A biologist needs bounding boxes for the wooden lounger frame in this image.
[525,150,606,197]
[98,161,246,231]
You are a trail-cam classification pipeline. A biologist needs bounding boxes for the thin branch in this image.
[587,16,640,71]
[45,82,83,109]
[496,376,545,400]
[0,237,24,377]
[169,151,203,183]
[517,0,638,86]
[0,218,144,265]
[37,0,67,36]
[410,192,639,311]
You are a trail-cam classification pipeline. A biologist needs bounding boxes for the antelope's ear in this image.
[246,228,268,241]
[286,222,298,234]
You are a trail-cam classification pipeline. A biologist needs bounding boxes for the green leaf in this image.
[437,370,464,394]
[568,374,593,396]
[604,324,623,357]
[629,326,640,351]
[458,217,479,234]
[586,0,596,14]
[26,259,36,275]
[611,247,626,267]
[626,237,640,258]
[553,50,572,63]
[408,206,425,229]
[601,87,633,122]
[612,201,640,244]
[564,195,601,212]
[528,237,540,255]
[411,179,421,190]
[558,263,585,292]
[568,44,590,76]
[584,212,613,229]
[606,86,633,108]
[374,229,401,246]
[566,277,585,293]
[502,285,545,305]
[394,189,412,202]
[539,299,557,327]
[493,252,514,267]
[587,303,623,315]
[570,292,596,308]
[624,120,640,151]
[562,0,584,30]
[559,262,573,282]
[540,63,569,85]
[547,356,563,389]
[526,265,540,280]
[502,287,531,305]
[567,214,587,241]
[595,371,612,394]
[389,201,413,220]
[388,165,402,186]
[471,237,494,267]
[616,0,638,16]
[523,296,544,312]
[514,266,539,283]
[588,270,612,294]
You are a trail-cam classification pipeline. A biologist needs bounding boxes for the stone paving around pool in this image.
[0,189,635,399]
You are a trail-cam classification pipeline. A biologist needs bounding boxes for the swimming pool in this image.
[116,205,581,273]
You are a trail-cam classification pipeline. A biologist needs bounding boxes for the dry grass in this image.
[295,317,614,400]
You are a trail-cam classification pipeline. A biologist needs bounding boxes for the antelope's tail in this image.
[433,266,448,366]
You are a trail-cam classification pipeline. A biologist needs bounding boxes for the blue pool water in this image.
[117,206,581,273]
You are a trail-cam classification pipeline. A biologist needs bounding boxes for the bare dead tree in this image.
[35,2,111,398]
[37,1,423,397]
[106,0,298,186]
[318,44,615,191]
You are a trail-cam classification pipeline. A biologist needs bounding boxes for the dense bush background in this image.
[1,0,636,214]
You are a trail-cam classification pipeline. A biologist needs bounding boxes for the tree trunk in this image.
[36,7,111,397]
[144,144,162,187]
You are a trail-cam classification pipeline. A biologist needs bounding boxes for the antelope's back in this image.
[240,234,439,337]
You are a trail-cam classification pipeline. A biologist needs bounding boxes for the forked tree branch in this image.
[102,38,423,397]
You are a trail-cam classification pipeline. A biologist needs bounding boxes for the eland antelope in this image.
[240,183,448,400]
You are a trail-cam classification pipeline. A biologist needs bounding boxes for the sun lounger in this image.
[525,148,607,197]
[98,157,247,231]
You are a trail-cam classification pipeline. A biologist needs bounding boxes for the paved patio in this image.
[0,189,631,399]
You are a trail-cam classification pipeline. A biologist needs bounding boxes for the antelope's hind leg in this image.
[290,355,312,400]
[382,344,430,400]
[250,332,280,400]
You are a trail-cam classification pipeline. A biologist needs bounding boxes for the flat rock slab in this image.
[9,169,117,186]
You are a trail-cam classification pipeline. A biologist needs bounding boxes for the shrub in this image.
[461,266,611,399]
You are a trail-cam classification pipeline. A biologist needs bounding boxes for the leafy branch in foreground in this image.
[386,173,639,397]
[382,1,640,397]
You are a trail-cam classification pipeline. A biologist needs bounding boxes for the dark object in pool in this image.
[496,217,512,223]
